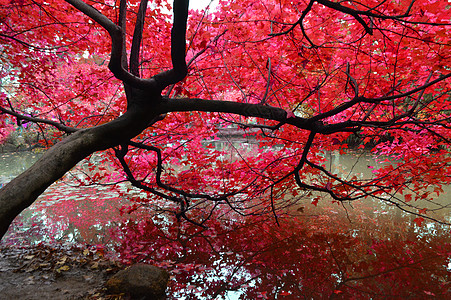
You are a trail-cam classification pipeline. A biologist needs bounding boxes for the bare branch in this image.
[260,58,272,105]
[269,0,316,47]
[375,73,451,102]
[65,0,159,91]
[316,0,373,34]
[344,62,359,97]
[159,97,329,132]
[118,0,128,71]
[0,106,78,133]
[309,72,450,124]
[130,0,149,76]
[152,0,189,89]
[64,0,119,35]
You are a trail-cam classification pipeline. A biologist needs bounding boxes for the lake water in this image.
[1,150,450,299]
[0,150,449,243]
[0,152,42,188]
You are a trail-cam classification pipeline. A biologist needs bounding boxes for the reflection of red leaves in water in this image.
[109,208,451,299]
[413,217,425,227]
[2,180,130,247]
[1,0,450,297]
[3,177,450,298]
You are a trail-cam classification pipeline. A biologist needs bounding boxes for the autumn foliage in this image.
[0,0,450,297]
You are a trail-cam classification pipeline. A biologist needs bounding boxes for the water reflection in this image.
[1,151,450,298]
[2,182,133,247]
[111,209,451,299]
[0,152,41,188]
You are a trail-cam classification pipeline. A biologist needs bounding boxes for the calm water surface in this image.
[0,152,42,187]
[1,151,450,299]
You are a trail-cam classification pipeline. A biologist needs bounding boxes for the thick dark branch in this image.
[65,0,118,35]
[65,0,158,90]
[0,97,165,238]
[152,0,189,89]
[170,0,189,76]
[118,0,128,71]
[159,97,326,132]
[66,0,191,91]
[130,0,148,76]
[316,0,373,34]
[318,0,414,20]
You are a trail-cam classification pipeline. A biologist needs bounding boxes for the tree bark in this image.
[0,0,191,240]
[0,99,160,239]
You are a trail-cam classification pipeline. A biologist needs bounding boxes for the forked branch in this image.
[65,0,159,90]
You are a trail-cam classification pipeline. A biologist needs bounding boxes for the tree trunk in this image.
[0,101,159,239]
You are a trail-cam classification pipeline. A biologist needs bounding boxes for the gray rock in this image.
[105,264,169,300]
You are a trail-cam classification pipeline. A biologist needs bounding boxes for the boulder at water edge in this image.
[105,264,169,299]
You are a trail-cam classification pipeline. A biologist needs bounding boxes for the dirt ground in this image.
[0,245,124,300]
